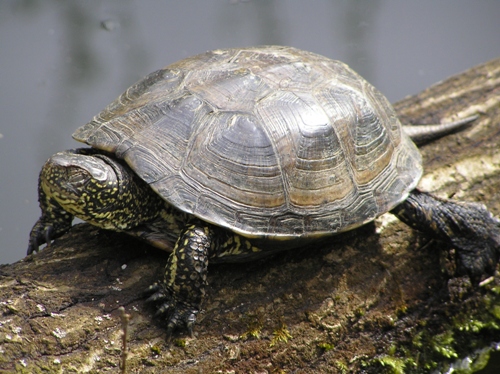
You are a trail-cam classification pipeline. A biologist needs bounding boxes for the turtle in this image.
[28,46,500,335]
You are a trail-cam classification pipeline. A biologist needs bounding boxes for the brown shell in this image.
[73,46,422,239]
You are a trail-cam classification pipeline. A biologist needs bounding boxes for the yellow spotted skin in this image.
[29,149,500,336]
[145,221,266,335]
[28,149,167,253]
[28,148,272,335]
[216,230,262,258]
[29,47,500,337]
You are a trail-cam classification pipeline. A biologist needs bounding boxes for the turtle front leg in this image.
[28,175,73,255]
[146,222,214,336]
[391,189,500,280]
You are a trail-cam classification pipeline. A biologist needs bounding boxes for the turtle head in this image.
[38,149,163,231]
[40,150,122,220]
[28,149,126,254]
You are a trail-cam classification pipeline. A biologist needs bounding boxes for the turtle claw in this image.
[144,283,168,303]
[146,283,160,293]
[146,292,167,304]
[155,301,174,317]
[27,222,65,255]
[27,220,54,255]
[451,208,500,280]
[145,282,199,337]
[44,226,54,247]
[27,207,72,256]
[165,307,197,338]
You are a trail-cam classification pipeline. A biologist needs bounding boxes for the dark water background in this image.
[0,1,499,372]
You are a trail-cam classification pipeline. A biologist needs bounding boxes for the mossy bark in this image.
[1,58,500,374]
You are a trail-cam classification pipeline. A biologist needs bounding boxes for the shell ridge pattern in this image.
[146,91,216,211]
[311,81,362,219]
[318,104,358,233]
[117,94,199,183]
[251,56,350,233]
[174,50,293,234]
[72,67,186,149]
[355,79,421,214]
[181,109,286,233]
[292,90,351,195]
[72,46,423,239]
[351,97,392,217]
[254,91,300,206]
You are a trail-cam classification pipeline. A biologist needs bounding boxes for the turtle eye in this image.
[66,169,88,187]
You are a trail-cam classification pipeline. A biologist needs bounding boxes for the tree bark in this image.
[1,58,500,374]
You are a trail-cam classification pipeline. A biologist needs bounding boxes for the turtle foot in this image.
[448,205,500,280]
[28,220,53,255]
[392,189,500,281]
[28,217,71,255]
[145,282,198,337]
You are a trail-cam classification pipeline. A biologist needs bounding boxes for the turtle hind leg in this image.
[391,189,500,280]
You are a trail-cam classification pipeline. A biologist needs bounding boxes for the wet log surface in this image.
[1,57,499,373]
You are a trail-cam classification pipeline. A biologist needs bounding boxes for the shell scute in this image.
[73,46,422,239]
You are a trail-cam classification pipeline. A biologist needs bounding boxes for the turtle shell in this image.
[73,46,422,240]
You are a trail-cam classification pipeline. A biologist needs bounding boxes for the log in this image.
[1,58,499,374]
